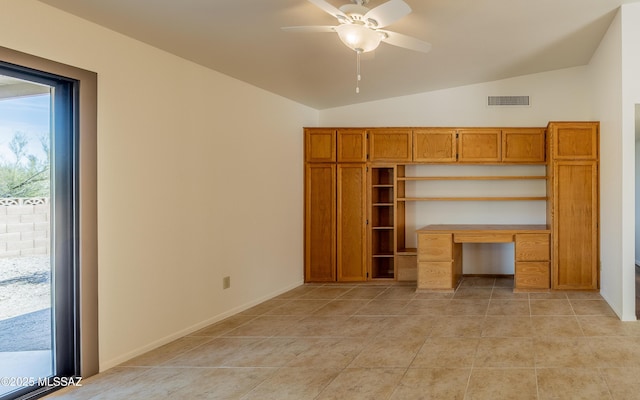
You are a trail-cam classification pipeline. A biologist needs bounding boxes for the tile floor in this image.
[47,277,640,400]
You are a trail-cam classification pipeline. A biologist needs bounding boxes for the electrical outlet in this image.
[222,276,231,289]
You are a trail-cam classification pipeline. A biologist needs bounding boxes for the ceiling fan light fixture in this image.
[335,24,383,52]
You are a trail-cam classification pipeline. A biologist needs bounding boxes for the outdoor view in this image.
[0,76,52,397]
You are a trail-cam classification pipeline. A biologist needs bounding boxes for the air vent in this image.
[488,96,530,106]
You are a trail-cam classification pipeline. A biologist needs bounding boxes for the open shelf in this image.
[398,196,548,201]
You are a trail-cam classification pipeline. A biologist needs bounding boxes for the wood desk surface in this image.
[416,224,551,234]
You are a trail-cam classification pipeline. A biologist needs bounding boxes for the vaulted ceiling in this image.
[38,0,638,109]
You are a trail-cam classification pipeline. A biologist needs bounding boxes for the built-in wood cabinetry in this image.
[304,129,367,282]
[547,122,599,290]
[304,123,599,289]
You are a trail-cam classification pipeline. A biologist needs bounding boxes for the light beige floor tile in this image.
[299,286,355,300]
[274,285,323,299]
[45,367,153,399]
[411,337,479,368]
[242,367,339,400]
[224,315,302,337]
[238,299,292,316]
[311,299,369,316]
[475,337,535,367]
[536,368,613,400]
[587,336,640,367]
[389,368,470,400]
[264,299,330,315]
[286,337,367,369]
[377,286,418,299]
[332,316,391,337]
[223,337,314,367]
[481,316,533,337]
[466,368,537,400]
[348,336,425,368]
[534,336,598,368]
[337,287,386,299]
[169,367,276,400]
[282,315,350,337]
[530,299,574,315]
[570,299,617,316]
[459,277,495,288]
[445,299,489,316]
[532,315,584,337]
[577,316,640,336]
[413,291,454,300]
[529,292,568,300]
[494,277,515,288]
[566,291,604,300]
[601,367,640,400]
[487,299,530,316]
[401,299,449,315]
[354,299,410,315]
[453,287,493,299]
[163,337,262,367]
[490,287,528,299]
[431,316,485,337]
[121,336,213,366]
[315,368,405,400]
[377,315,436,338]
[189,314,256,336]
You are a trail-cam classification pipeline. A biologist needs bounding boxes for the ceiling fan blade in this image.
[281,25,336,33]
[308,0,352,22]
[364,0,411,28]
[380,30,432,53]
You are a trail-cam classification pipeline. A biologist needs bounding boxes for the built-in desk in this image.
[416,224,551,291]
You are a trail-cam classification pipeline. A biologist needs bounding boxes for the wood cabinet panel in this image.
[515,262,550,289]
[418,262,454,289]
[502,128,546,163]
[457,129,502,163]
[369,129,413,162]
[337,164,367,281]
[305,164,336,282]
[418,233,452,261]
[413,129,456,162]
[305,128,336,162]
[550,122,598,160]
[515,233,550,261]
[552,161,598,289]
[337,129,367,163]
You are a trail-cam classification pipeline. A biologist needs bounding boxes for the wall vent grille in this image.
[488,96,530,106]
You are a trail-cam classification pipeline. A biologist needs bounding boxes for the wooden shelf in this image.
[372,253,394,258]
[397,248,417,255]
[397,175,547,181]
[372,226,394,230]
[373,203,394,206]
[372,184,394,188]
[398,197,547,201]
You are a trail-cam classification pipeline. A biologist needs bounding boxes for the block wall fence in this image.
[0,198,50,258]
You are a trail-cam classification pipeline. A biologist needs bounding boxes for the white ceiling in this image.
[38,0,638,109]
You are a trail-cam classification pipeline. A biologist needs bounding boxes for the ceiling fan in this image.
[282,0,431,92]
[283,0,431,54]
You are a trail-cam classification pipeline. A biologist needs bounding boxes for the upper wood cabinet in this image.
[369,129,413,162]
[337,129,367,163]
[413,129,457,162]
[457,129,501,163]
[502,128,546,163]
[549,122,598,160]
[305,128,336,162]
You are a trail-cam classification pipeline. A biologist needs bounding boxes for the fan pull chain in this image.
[356,50,362,94]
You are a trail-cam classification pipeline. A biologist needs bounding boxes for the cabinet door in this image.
[305,128,336,162]
[305,164,336,282]
[552,161,598,289]
[549,122,598,160]
[337,164,367,281]
[457,129,501,163]
[368,129,413,162]
[337,129,367,162]
[502,128,546,163]
[413,129,456,162]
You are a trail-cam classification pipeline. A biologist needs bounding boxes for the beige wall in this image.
[0,0,317,370]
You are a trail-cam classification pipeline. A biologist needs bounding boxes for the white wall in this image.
[636,137,640,265]
[0,0,318,369]
[320,68,592,274]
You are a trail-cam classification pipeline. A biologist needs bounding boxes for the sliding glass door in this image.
[0,63,80,399]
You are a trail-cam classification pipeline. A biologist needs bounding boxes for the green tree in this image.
[0,132,50,198]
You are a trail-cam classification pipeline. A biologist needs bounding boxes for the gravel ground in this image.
[0,256,50,320]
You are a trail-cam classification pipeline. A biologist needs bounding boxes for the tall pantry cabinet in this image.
[547,122,599,290]
[304,129,367,282]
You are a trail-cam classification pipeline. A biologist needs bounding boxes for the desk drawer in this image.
[453,233,513,243]
[417,262,454,289]
[418,234,452,261]
[515,234,550,261]
[515,262,550,289]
